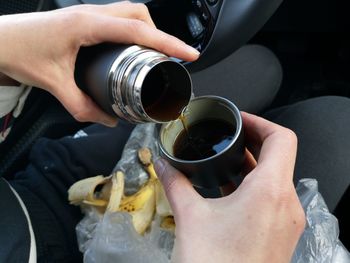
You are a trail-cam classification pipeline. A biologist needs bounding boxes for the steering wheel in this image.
[55,0,283,72]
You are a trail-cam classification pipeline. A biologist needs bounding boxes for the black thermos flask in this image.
[75,44,193,123]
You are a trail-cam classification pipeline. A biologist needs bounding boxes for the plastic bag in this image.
[76,123,173,262]
[82,212,171,263]
[76,209,174,263]
[292,179,350,263]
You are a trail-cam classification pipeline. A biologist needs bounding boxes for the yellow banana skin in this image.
[161,216,175,231]
[68,147,175,235]
[106,172,125,212]
[155,182,173,217]
[68,175,110,207]
[120,184,155,212]
[118,165,158,234]
[128,186,156,234]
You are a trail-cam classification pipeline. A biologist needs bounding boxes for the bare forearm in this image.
[0,14,15,73]
[0,15,21,86]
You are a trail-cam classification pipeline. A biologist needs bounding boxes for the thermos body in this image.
[75,44,192,123]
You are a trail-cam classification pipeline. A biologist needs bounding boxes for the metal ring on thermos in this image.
[76,44,193,123]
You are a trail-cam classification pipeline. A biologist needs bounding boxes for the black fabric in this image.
[7,121,134,262]
[0,178,30,263]
[192,44,282,114]
[264,96,350,213]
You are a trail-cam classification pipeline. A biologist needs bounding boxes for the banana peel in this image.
[138,147,157,181]
[138,147,174,230]
[138,148,173,217]
[68,175,111,207]
[68,147,175,235]
[126,186,156,234]
[161,216,175,231]
[155,182,173,217]
[119,178,156,234]
[106,172,125,212]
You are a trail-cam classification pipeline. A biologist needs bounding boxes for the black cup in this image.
[158,96,245,189]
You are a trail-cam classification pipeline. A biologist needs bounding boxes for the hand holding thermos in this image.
[0,2,199,126]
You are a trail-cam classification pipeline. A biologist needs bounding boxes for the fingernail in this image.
[188,46,200,56]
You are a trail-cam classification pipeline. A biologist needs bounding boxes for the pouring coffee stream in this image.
[176,108,203,159]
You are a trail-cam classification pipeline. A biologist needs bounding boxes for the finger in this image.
[79,2,156,28]
[242,112,277,159]
[154,158,200,215]
[242,112,297,181]
[100,2,156,28]
[51,81,118,127]
[258,129,297,180]
[242,111,293,159]
[86,16,200,62]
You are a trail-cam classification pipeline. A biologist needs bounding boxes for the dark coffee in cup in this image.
[173,119,236,161]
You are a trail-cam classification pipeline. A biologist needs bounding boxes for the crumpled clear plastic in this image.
[76,123,173,262]
[292,179,350,263]
[76,209,174,263]
[81,212,171,263]
[113,123,159,195]
[76,123,350,263]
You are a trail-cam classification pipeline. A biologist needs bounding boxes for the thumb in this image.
[51,81,118,127]
[154,158,199,215]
